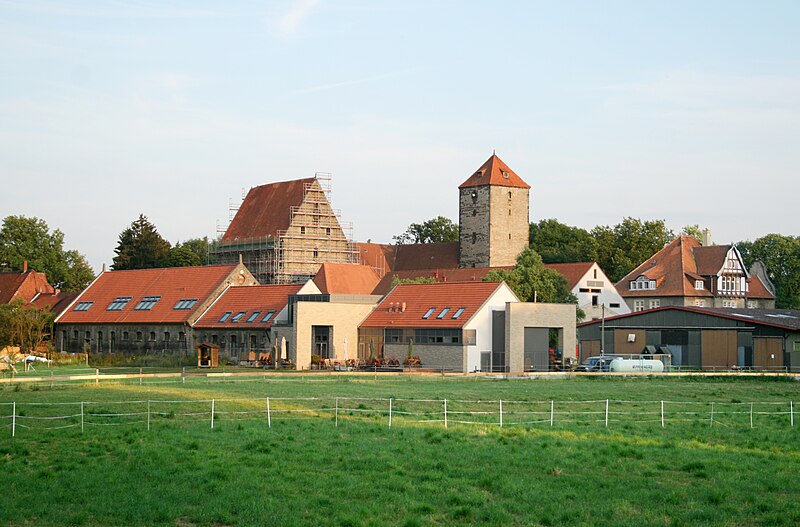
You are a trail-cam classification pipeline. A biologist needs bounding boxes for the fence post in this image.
[211,399,215,429]
[95,369,99,386]
[389,398,393,429]
[499,399,503,427]
[182,367,186,384]
[791,401,794,428]
[81,401,84,433]
[11,402,15,437]
[550,400,554,427]
[661,400,665,428]
[750,403,754,429]
[443,399,448,428]
[139,367,143,386]
[50,370,54,389]
[147,400,151,431]
[605,399,609,427]
[335,397,339,428]
[710,402,714,427]
[267,397,271,429]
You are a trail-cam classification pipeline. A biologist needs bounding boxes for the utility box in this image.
[197,342,219,368]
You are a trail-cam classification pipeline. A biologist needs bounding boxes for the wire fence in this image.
[0,397,796,436]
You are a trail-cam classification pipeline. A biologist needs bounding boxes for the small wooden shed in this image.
[197,342,219,368]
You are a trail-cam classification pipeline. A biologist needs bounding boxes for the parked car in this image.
[576,355,620,372]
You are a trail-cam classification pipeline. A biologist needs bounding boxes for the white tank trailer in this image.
[608,358,665,373]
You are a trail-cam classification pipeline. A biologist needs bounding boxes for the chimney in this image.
[702,228,712,246]
[22,260,28,273]
[102,263,107,273]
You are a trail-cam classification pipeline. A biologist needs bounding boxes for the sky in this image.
[1,0,799,273]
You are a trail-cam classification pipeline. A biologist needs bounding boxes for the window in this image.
[593,269,598,279]
[436,307,451,319]
[508,191,512,200]
[85,331,91,340]
[149,331,156,341]
[211,334,218,344]
[695,280,704,290]
[179,332,185,341]
[472,233,477,244]
[73,301,94,311]
[326,227,331,236]
[261,310,276,323]
[471,190,477,202]
[174,299,198,310]
[649,299,661,309]
[633,300,645,312]
[452,307,466,319]
[722,300,736,308]
[422,307,436,319]
[794,341,800,352]
[219,311,232,322]
[97,331,103,344]
[747,301,757,309]
[136,331,143,341]
[231,311,246,322]
[164,332,170,341]
[73,330,78,339]
[123,331,129,341]
[609,303,620,308]
[300,226,306,235]
[107,297,132,310]
[247,311,261,323]
[134,296,161,310]
[630,277,656,291]
[313,248,319,259]
[694,299,706,307]
[592,296,599,306]
[508,233,512,240]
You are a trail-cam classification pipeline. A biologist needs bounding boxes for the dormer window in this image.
[695,280,704,290]
[630,277,656,290]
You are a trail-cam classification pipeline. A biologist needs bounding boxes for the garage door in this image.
[701,330,737,369]
[753,337,783,370]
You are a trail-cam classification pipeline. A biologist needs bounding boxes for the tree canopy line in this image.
[393,216,800,310]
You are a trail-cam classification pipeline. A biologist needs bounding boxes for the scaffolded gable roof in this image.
[222,177,316,242]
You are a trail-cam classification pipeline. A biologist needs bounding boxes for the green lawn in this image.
[1,376,799,526]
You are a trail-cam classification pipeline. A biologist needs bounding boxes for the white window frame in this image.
[633,300,645,312]
[695,280,704,290]
[649,299,661,309]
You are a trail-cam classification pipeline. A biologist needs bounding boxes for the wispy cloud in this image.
[276,0,319,35]
[295,68,416,95]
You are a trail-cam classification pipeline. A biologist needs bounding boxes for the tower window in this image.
[508,191,512,200]
[472,233,477,244]
[471,191,477,202]
[509,209,512,215]
[508,233,512,240]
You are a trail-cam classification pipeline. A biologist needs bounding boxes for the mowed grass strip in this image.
[1,377,799,526]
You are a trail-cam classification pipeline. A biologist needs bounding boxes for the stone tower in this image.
[459,154,530,268]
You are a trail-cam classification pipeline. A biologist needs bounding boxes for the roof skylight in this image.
[452,307,466,319]
[73,301,94,312]
[134,296,161,310]
[422,307,436,320]
[219,311,232,322]
[174,299,198,310]
[107,297,132,311]
[231,311,247,322]
[246,311,261,323]
[436,307,451,319]
[261,310,276,322]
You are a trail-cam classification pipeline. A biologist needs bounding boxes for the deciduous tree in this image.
[738,234,800,309]
[393,216,459,244]
[591,218,674,282]
[529,219,598,264]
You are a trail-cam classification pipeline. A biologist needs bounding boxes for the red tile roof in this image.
[0,270,54,304]
[354,242,460,275]
[222,177,316,242]
[616,236,713,298]
[544,262,595,290]
[194,284,302,329]
[747,275,775,299]
[313,263,380,295]
[693,245,729,275]
[361,281,512,328]
[30,292,80,316]
[57,264,242,324]
[371,266,512,295]
[458,154,530,189]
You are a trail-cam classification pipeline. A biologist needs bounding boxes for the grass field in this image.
[1,375,799,526]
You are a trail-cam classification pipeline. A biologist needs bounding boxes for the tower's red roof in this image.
[458,154,530,189]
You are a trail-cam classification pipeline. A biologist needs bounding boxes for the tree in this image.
[484,247,584,321]
[165,244,202,267]
[179,237,212,265]
[0,299,55,356]
[738,234,800,309]
[393,216,459,244]
[112,214,171,270]
[391,275,437,287]
[529,219,598,264]
[591,218,674,282]
[681,224,704,243]
[0,215,95,291]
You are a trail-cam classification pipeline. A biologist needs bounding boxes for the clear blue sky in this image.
[2,1,798,272]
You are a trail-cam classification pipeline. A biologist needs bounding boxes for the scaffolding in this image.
[212,175,359,284]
